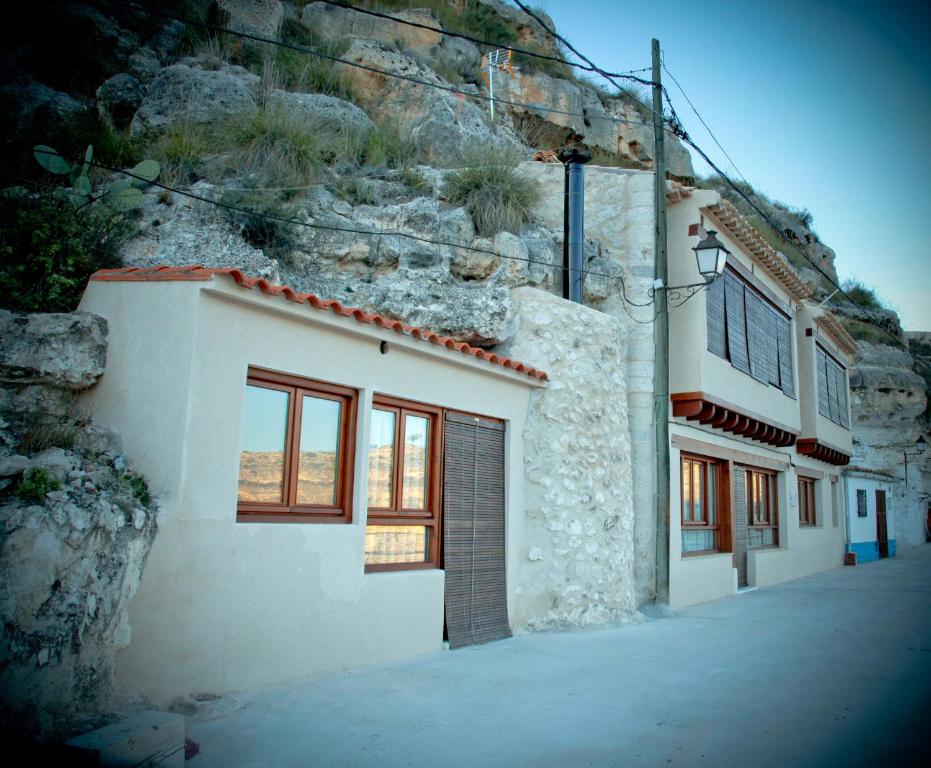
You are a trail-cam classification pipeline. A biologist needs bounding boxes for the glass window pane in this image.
[238,384,289,503]
[682,460,692,521]
[365,525,428,565]
[368,409,396,508]
[296,395,341,506]
[708,465,716,525]
[682,529,715,553]
[402,415,430,509]
[692,462,703,522]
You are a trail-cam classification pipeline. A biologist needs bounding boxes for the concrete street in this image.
[186,547,931,768]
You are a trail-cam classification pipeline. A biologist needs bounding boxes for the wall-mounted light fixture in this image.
[904,434,927,491]
[692,229,730,283]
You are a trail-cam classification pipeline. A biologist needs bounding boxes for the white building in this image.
[843,467,897,562]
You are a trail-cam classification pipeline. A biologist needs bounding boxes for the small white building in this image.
[79,265,547,705]
[843,467,897,562]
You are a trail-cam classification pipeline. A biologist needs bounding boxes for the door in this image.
[442,411,511,649]
[733,465,749,587]
[876,490,888,558]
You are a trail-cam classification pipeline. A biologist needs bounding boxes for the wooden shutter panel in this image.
[826,358,840,422]
[745,291,770,384]
[777,316,795,398]
[733,466,748,588]
[816,348,830,418]
[706,273,727,359]
[837,366,849,427]
[443,412,510,649]
[724,273,751,374]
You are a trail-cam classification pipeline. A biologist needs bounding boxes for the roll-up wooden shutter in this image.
[443,411,510,649]
[765,305,780,387]
[826,359,840,422]
[816,348,830,418]
[837,367,849,427]
[733,466,748,588]
[745,291,770,384]
[706,273,727,359]
[724,273,751,374]
[777,316,795,398]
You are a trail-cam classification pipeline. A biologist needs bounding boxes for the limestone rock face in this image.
[500,287,640,630]
[301,2,443,51]
[95,73,144,127]
[119,187,281,284]
[336,38,503,162]
[129,63,260,136]
[0,311,107,390]
[266,90,375,134]
[215,0,285,50]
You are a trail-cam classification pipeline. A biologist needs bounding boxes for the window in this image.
[856,488,868,517]
[365,395,442,571]
[816,345,849,428]
[236,368,357,522]
[798,476,817,526]
[706,268,795,397]
[746,467,778,547]
[681,454,720,554]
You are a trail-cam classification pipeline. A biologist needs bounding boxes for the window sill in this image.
[237,512,351,524]
[365,562,441,574]
[681,550,730,560]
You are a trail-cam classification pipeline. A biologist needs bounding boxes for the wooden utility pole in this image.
[652,38,670,603]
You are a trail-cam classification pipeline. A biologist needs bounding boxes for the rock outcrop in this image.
[301,2,443,52]
[0,312,157,742]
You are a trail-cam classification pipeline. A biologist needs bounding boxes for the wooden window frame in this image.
[746,466,779,547]
[365,394,444,573]
[798,476,817,527]
[236,367,357,524]
[680,453,727,556]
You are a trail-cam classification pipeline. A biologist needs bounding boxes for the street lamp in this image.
[692,229,730,283]
[904,435,927,491]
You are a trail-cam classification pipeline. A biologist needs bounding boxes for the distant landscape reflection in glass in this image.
[368,409,396,507]
[297,395,342,506]
[402,415,429,509]
[238,385,289,503]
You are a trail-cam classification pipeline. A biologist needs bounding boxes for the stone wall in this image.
[0,311,157,742]
[500,288,640,629]
[521,164,657,605]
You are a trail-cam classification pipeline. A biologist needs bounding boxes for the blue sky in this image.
[535,0,931,330]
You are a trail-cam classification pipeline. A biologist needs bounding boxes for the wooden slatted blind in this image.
[706,272,727,358]
[776,316,795,397]
[724,273,751,375]
[443,412,511,649]
[816,347,830,418]
[745,291,771,384]
[733,465,748,588]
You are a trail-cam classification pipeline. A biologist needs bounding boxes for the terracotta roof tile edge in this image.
[90,266,549,382]
[815,310,858,356]
[704,200,813,302]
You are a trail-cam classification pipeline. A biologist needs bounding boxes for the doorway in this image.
[876,489,888,559]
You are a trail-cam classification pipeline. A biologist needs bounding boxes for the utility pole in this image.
[652,38,670,604]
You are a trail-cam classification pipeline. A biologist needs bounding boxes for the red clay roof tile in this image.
[91,266,548,382]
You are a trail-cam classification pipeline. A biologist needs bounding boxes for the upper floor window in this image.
[856,488,868,517]
[237,368,357,523]
[707,268,795,398]
[681,454,721,555]
[746,467,778,547]
[365,395,442,571]
[798,476,817,526]
[816,345,849,429]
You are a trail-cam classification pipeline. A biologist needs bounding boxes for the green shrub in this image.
[444,143,538,236]
[16,467,61,503]
[841,279,885,312]
[148,120,214,187]
[126,472,152,507]
[0,190,134,312]
[220,189,299,257]
[272,18,356,100]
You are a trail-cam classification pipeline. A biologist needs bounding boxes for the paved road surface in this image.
[186,547,931,767]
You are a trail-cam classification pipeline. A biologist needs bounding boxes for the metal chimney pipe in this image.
[558,147,592,304]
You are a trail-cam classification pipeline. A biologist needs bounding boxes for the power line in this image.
[113,0,653,130]
[311,0,654,84]
[660,58,749,186]
[32,149,655,291]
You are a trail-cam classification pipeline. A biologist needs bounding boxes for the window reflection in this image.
[365,525,428,564]
[238,385,289,503]
[296,395,341,506]
[368,409,396,507]
[402,415,429,509]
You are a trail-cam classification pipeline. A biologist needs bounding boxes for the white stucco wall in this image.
[844,473,897,546]
[79,277,538,705]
